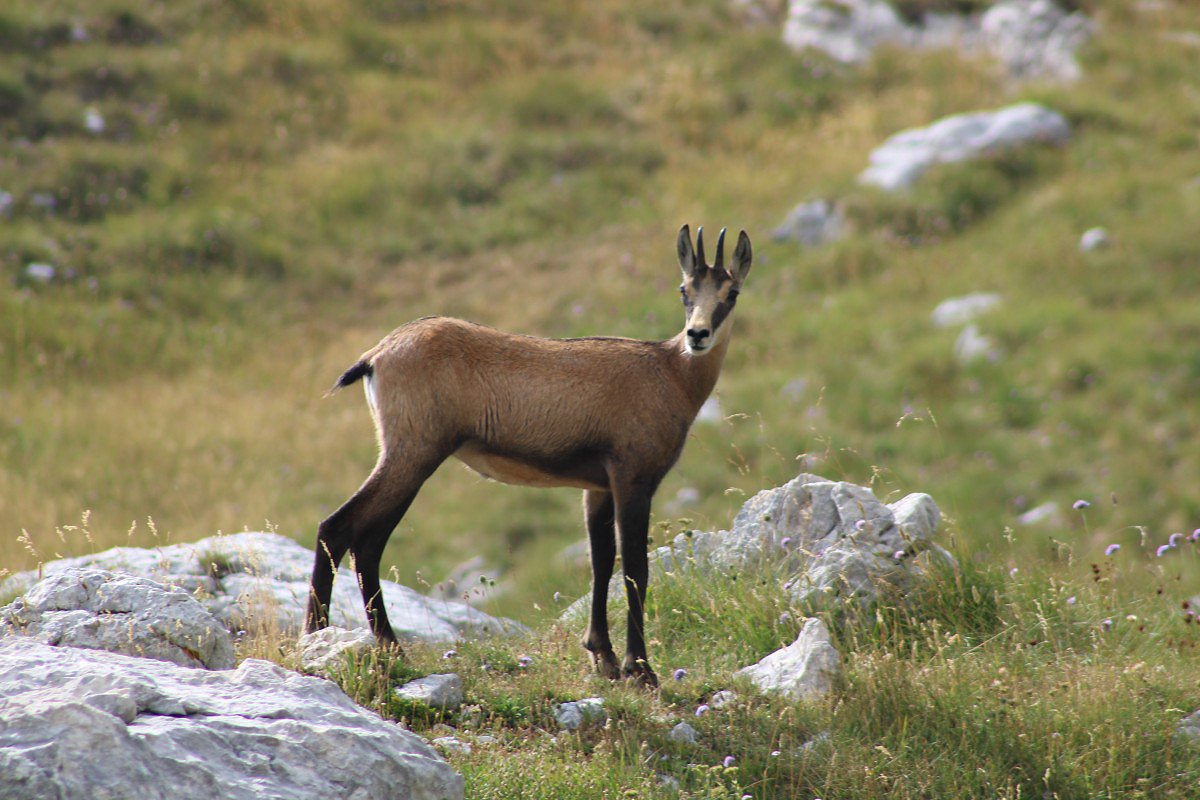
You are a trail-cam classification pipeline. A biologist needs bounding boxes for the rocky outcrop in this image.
[0,636,463,800]
[1,568,234,670]
[0,532,524,643]
[735,617,840,701]
[295,626,376,672]
[781,0,1092,83]
[859,103,1070,192]
[563,473,954,621]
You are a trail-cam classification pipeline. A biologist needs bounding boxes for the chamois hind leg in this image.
[305,458,431,645]
[581,489,620,680]
[612,478,660,688]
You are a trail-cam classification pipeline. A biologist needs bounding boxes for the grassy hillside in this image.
[5,0,1200,618]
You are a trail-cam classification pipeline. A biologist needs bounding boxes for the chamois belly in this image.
[452,442,609,491]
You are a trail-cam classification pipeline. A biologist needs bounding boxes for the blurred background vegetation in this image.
[2,0,1199,625]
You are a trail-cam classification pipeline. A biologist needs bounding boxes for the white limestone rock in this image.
[981,0,1094,83]
[395,673,464,710]
[562,474,954,622]
[735,617,841,702]
[931,292,1003,328]
[296,626,375,673]
[1079,226,1110,252]
[555,697,607,731]
[782,0,1091,83]
[0,568,234,670]
[0,532,525,644]
[0,636,463,800]
[859,103,1070,192]
[954,323,1002,364]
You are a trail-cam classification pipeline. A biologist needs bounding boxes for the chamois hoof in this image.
[588,649,622,681]
[622,662,659,690]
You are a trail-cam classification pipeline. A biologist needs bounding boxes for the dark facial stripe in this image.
[710,295,736,331]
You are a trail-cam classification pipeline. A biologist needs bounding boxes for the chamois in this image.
[305,225,752,687]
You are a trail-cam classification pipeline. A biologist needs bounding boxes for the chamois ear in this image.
[730,230,752,286]
[677,224,697,277]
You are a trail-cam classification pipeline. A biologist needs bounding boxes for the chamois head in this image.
[676,224,752,354]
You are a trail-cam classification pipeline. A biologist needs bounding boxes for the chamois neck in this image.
[668,326,733,413]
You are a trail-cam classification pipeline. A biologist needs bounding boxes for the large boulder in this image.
[735,617,841,701]
[981,0,1094,83]
[562,473,954,621]
[0,568,234,670]
[0,532,524,643]
[781,0,1092,82]
[0,636,463,800]
[858,103,1070,192]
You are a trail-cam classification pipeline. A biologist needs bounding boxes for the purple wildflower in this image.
[518,655,532,668]
[695,704,710,717]
[855,519,868,531]
[1157,545,1171,558]
[1169,533,1183,547]
[893,549,906,560]
[1105,544,1121,556]
[673,668,687,681]
[1073,499,1091,510]
[780,537,793,549]
[723,755,736,768]
[1010,567,1019,578]
[1067,596,1076,605]
[770,750,781,757]
[442,649,457,659]
[1191,529,1200,542]
[1101,618,1112,632]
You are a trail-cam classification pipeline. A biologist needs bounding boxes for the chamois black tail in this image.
[327,360,373,395]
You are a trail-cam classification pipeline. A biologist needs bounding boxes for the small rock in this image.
[710,689,739,709]
[24,263,56,283]
[735,617,841,702]
[432,736,472,756]
[1176,709,1200,744]
[296,626,375,672]
[1079,226,1110,252]
[668,721,699,744]
[1016,501,1060,526]
[395,673,464,710]
[954,324,1001,364]
[772,199,843,246]
[84,107,105,134]
[554,697,606,731]
[781,377,808,402]
[931,293,1003,328]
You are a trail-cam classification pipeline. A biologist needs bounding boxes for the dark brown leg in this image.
[612,480,659,688]
[305,456,436,644]
[581,489,620,679]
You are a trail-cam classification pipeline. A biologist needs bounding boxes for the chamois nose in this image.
[687,327,710,345]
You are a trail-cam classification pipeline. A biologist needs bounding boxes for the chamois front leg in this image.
[581,489,620,680]
[613,480,659,688]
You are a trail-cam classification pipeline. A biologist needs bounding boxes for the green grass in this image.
[271,538,1200,798]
